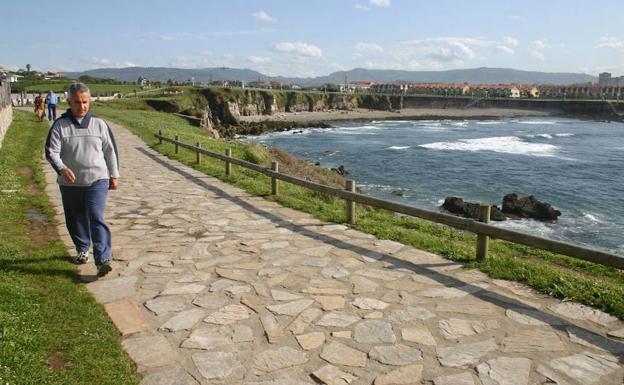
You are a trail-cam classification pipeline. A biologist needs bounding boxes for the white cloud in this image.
[253,10,278,24]
[0,63,19,71]
[495,45,515,55]
[502,36,519,46]
[402,37,483,63]
[369,0,391,7]
[596,37,624,51]
[354,42,384,53]
[354,4,370,11]
[276,41,323,58]
[248,56,272,64]
[362,59,421,70]
[533,40,551,50]
[88,57,112,66]
[530,50,545,61]
[82,57,137,68]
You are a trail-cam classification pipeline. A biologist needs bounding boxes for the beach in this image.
[239,107,552,124]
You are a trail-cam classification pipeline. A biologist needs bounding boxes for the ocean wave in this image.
[516,120,558,125]
[387,146,411,150]
[554,133,574,137]
[495,219,556,238]
[419,136,560,157]
[476,121,505,125]
[581,212,605,224]
[359,183,399,192]
[525,133,553,139]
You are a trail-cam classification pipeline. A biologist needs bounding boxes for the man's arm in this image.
[101,122,120,185]
[45,122,75,183]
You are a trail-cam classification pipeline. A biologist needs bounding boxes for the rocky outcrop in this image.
[442,197,506,221]
[221,101,241,125]
[442,194,561,222]
[502,193,561,221]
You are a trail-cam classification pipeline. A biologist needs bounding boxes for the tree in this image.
[26,64,31,73]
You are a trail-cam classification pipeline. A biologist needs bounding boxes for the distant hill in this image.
[292,67,597,86]
[67,66,596,86]
[65,67,267,84]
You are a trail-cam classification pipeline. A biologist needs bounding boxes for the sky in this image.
[2,0,624,78]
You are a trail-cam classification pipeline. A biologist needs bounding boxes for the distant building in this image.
[598,72,624,87]
[351,80,377,91]
[1,74,22,83]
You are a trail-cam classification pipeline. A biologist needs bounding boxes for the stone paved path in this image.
[43,121,624,385]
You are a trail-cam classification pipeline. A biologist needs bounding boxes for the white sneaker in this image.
[74,250,89,264]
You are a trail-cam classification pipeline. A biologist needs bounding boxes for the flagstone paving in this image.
[43,121,624,385]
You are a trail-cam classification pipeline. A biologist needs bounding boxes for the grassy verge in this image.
[0,111,138,385]
[23,83,139,95]
[92,102,624,319]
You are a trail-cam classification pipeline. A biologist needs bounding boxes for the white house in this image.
[1,74,23,83]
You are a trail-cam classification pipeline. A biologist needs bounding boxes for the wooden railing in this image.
[155,131,624,270]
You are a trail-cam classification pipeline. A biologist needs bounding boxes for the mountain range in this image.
[66,66,597,86]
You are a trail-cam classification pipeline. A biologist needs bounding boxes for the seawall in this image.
[0,81,13,149]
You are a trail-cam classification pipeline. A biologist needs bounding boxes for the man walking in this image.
[45,90,58,121]
[45,82,120,277]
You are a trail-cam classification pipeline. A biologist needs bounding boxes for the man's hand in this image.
[60,168,76,183]
[109,177,118,190]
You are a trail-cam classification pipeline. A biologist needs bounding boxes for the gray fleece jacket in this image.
[45,110,120,186]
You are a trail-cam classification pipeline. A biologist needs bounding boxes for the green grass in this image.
[92,102,624,319]
[0,111,139,385]
[24,83,141,95]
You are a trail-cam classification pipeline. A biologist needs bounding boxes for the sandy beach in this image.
[239,107,552,124]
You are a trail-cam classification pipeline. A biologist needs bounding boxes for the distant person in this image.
[45,90,58,120]
[44,82,120,277]
[33,92,46,122]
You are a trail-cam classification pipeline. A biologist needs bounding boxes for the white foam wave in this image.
[582,213,604,224]
[419,136,559,157]
[495,219,556,238]
[388,146,411,150]
[516,120,558,125]
[476,121,505,125]
[555,133,574,137]
[525,133,553,139]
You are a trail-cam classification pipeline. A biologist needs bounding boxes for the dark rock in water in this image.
[332,165,349,176]
[314,162,321,166]
[502,193,561,221]
[442,197,506,221]
[391,190,404,197]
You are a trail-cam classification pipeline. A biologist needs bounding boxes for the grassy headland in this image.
[92,98,624,319]
[0,111,139,385]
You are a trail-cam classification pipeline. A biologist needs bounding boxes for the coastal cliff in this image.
[145,87,624,137]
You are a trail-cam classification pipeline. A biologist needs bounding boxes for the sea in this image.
[243,118,624,254]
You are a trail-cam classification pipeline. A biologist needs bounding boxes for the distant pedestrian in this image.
[34,92,46,122]
[45,82,120,277]
[45,90,58,120]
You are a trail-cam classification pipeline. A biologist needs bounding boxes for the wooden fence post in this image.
[346,180,356,224]
[196,142,201,164]
[271,161,279,195]
[158,129,162,144]
[174,135,179,154]
[225,148,232,176]
[476,204,491,261]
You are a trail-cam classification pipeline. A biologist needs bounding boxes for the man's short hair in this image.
[68,82,90,100]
